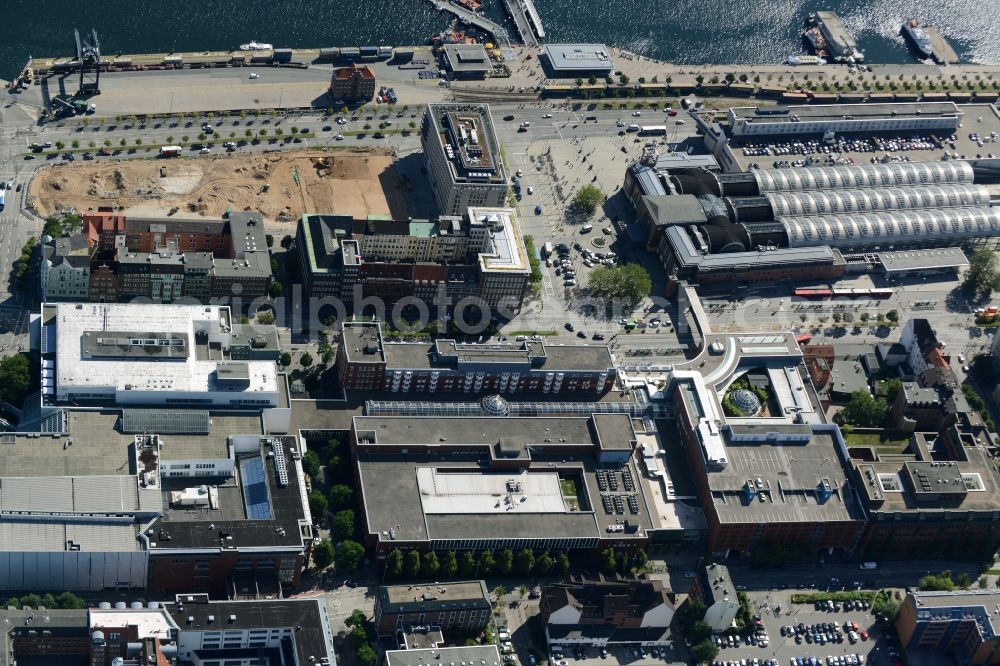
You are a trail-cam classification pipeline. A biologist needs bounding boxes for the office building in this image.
[541,44,615,77]
[351,412,653,555]
[337,321,616,394]
[896,590,1000,665]
[688,563,739,633]
[330,63,377,101]
[387,645,501,666]
[296,208,529,315]
[39,302,280,408]
[539,574,674,648]
[669,332,865,556]
[40,211,272,304]
[374,580,491,637]
[422,104,509,216]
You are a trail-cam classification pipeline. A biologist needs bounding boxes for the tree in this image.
[587,263,653,307]
[334,540,365,572]
[493,585,506,602]
[329,484,354,509]
[691,639,719,664]
[478,549,495,576]
[964,248,1000,298]
[535,551,554,576]
[957,572,973,589]
[269,282,284,297]
[279,351,292,367]
[554,552,570,575]
[495,549,513,576]
[256,311,275,325]
[302,450,321,478]
[356,644,377,666]
[313,539,334,569]
[919,570,956,591]
[600,548,617,574]
[300,352,314,368]
[54,140,65,150]
[691,620,713,644]
[386,548,404,579]
[319,341,335,365]
[514,549,535,575]
[458,551,477,578]
[886,309,899,323]
[71,139,80,149]
[421,551,440,578]
[838,390,887,427]
[441,550,458,578]
[308,490,328,518]
[281,234,295,250]
[570,184,606,216]
[0,354,32,407]
[331,509,355,539]
[404,550,421,578]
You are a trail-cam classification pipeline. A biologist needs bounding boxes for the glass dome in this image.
[730,388,762,416]
[480,394,511,416]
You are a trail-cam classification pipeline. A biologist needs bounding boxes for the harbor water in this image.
[1,0,998,79]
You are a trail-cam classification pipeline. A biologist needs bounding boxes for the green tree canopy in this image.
[535,551,554,576]
[331,509,355,540]
[514,549,535,576]
[301,450,321,478]
[328,484,354,509]
[458,551,477,578]
[478,549,495,576]
[495,549,513,576]
[334,540,365,572]
[691,639,719,664]
[964,248,1000,298]
[554,552,570,575]
[385,548,403,579]
[570,184,606,216]
[441,550,458,578]
[587,263,652,307]
[838,390,887,428]
[307,490,328,518]
[404,550,421,578]
[919,570,956,591]
[0,354,31,408]
[421,551,440,578]
[312,540,334,569]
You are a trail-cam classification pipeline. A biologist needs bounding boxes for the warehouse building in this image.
[727,102,963,138]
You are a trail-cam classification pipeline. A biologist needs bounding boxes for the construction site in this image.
[29,149,411,236]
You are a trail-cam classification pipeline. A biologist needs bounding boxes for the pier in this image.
[923,26,960,65]
[428,0,512,48]
[813,11,863,61]
[500,0,545,48]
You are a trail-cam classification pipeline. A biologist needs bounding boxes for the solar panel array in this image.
[121,409,211,434]
[240,456,273,520]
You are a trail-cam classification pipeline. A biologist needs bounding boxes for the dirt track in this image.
[30,149,408,235]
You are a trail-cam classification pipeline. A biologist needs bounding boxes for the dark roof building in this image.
[351,413,653,555]
[539,574,674,647]
[443,44,492,78]
[896,590,1000,666]
[337,321,616,394]
[374,580,491,636]
[688,563,740,632]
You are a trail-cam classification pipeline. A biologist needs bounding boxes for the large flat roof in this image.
[443,44,491,73]
[877,247,969,272]
[426,104,507,185]
[471,208,531,275]
[729,101,961,122]
[543,44,614,72]
[48,303,277,398]
[387,645,501,666]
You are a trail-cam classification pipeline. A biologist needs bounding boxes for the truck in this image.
[159,145,182,157]
[542,242,553,258]
[0,189,5,212]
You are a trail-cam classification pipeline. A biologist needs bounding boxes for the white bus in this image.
[639,125,667,136]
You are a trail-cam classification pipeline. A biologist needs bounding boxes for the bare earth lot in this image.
[30,149,408,235]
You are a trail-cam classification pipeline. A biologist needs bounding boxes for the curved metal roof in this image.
[754,161,974,193]
[767,184,990,217]
[780,207,1000,248]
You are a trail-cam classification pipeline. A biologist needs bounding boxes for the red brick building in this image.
[330,64,377,102]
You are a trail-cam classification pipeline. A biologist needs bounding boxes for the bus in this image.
[638,125,667,136]
[0,189,5,212]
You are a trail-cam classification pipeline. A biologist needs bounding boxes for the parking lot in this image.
[713,593,895,666]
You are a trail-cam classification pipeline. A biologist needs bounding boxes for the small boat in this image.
[239,41,273,51]
[786,54,828,66]
[901,19,934,58]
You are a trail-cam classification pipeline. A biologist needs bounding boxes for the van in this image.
[627,124,640,132]
[859,561,877,570]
